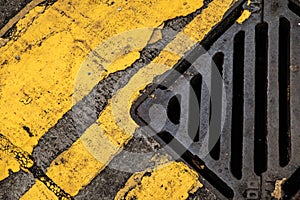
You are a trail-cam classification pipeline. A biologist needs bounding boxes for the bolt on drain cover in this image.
[131,0,300,199]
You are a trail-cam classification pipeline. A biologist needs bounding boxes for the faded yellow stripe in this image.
[22,60,173,197]
[40,125,118,196]
[0,0,45,37]
[0,0,201,181]
[115,162,203,200]
[0,134,34,169]
[0,134,72,199]
[183,0,235,41]
[236,10,251,24]
[105,0,237,144]
[114,0,238,199]
[21,181,57,200]
[21,0,237,198]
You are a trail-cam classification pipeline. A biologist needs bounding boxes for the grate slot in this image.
[282,167,300,199]
[231,31,245,180]
[288,0,300,17]
[254,22,269,175]
[188,74,203,142]
[131,1,300,199]
[279,17,291,167]
[167,95,181,125]
[209,52,224,160]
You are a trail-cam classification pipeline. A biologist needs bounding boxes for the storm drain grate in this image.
[131,0,300,199]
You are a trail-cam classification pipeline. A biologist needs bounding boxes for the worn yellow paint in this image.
[147,28,164,45]
[183,0,235,41]
[21,181,57,200]
[107,0,239,143]
[0,0,201,181]
[23,61,173,198]
[0,134,72,199]
[0,38,9,47]
[237,0,252,24]
[35,176,72,200]
[115,162,203,200]
[108,62,173,143]
[73,28,154,102]
[0,0,46,37]
[0,134,34,170]
[45,126,118,196]
[22,111,121,198]
[98,104,133,147]
[236,10,251,24]
[271,178,287,200]
[44,139,106,196]
[18,0,237,198]
[111,1,238,199]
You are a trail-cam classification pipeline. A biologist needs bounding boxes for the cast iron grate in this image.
[131,0,300,199]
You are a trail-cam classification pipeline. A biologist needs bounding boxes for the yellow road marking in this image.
[112,0,238,199]
[115,162,203,200]
[0,134,34,169]
[38,128,117,196]
[21,181,57,200]
[182,0,236,41]
[18,0,239,198]
[105,61,176,143]
[236,0,251,24]
[236,10,251,24]
[0,134,72,199]
[22,60,173,198]
[0,0,201,181]
[0,0,45,37]
[73,28,154,102]
[271,178,287,200]
[108,0,237,144]
[0,38,9,47]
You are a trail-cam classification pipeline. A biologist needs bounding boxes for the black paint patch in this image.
[23,126,34,137]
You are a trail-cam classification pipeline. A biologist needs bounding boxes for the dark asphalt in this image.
[0,0,31,30]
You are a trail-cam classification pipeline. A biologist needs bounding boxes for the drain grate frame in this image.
[131,0,300,199]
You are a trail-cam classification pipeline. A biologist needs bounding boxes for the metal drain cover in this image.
[131,0,300,199]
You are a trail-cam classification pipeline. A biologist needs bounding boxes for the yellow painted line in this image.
[21,0,238,198]
[0,134,72,199]
[28,128,118,197]
[271,178,287,199]
[236,10,251,24]
[103,60,177,144]
[115,162,203,200]
[21,181,57,200]
[0,134,34,169]
[22,58,174,198]
[0,0,45,37]
[0,0,201,181]
[111,0,237,199]
[107,0,237,144]
[236,0,251,24]
[182,0,237,41]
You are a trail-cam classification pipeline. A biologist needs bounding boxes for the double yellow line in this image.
[0,0,245,199]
